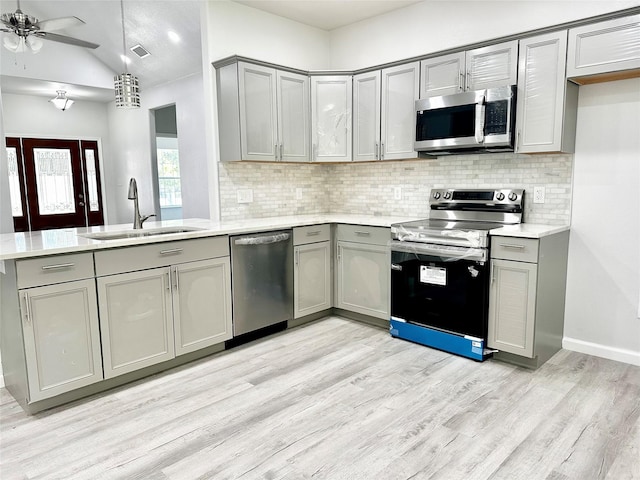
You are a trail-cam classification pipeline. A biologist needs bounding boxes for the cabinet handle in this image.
[337,245,342,262]
[295,250,299,266]
[381,142,385,160]
[174,266,179,290]
[312,143,316,162]
[458,71,464,91]
[166,271,171,291]
[280,143,284,161]
[375,142,379,160]
[499,243,525,250]
[159,248,183,255]
[41,263,75,271]
[490,262,495,284]
[516,129,521,151]
[354,231,371,237]
[466,70,471,91]
[306,231,321,237]
[21,292,31,324]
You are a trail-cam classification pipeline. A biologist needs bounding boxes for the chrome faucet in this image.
[127,177,155,229]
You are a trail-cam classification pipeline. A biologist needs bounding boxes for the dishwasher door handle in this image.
[234,232,291,246]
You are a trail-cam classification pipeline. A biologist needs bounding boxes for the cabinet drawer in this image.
[95,236,229,276]
[335,224,390,246]
[293,224,331,245]
[491,236,539,263]
[17,253,95,288]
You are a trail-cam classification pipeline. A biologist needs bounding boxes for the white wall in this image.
[563,78,640,366]
[205,1,330,70]
[107,73,210,224]
[329,1,640,69]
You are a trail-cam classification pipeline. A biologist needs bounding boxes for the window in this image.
[156,136,182,208]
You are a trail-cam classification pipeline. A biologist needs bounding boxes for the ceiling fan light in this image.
[26,36,43,53]
[3,35,25,53]
[114,73,140,108]
[50,90,74,111]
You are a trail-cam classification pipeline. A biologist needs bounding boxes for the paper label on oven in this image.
[420,265,446,285]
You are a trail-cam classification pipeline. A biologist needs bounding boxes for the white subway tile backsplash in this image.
[219,153,573,225]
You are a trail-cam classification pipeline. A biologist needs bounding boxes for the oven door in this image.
[390,241,489,339]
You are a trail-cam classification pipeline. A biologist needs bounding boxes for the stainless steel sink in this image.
[80,226,204,241]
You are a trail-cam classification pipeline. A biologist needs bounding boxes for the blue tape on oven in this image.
[389,319,488,361]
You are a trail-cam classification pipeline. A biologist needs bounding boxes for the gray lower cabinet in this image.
[20,279,103,402]
[335,225,390,321]
[488,232,569,367]
[94,238,232,379]
[293,225,332,318]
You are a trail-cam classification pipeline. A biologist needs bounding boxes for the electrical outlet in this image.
[533,186,545,204]
[296,188,303,200]
[394,187,402,200]
[237,189,253,204]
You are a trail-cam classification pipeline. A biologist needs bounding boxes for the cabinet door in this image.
[420,52,465,98]
[98,268,175,379]
[567,14,640,79]
[173,258,232,356]
[294,241,331,318]
[238,62,278,161]
[336,241,389,320]
[381,62,419,161]
[466,40,518,91]
[352,71,381,162]
[20,279,103,402]
[516,31,569,153]
[311,75,353,162]
[276,70,310,162]
[488,259,537,358]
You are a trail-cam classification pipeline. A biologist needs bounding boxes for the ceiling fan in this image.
[1,0,99,53]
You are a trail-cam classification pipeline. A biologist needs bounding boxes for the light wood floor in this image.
[1,316,639,480]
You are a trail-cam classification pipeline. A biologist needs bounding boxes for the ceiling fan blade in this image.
[36,16,84,32]
[36,31,99,49]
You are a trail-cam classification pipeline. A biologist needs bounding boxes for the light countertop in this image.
[0,215,569,261]
[490,223,570,239]
[0,214,419,261]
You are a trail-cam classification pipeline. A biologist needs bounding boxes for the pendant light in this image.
[50,90,74,111]
[114,0,140,108]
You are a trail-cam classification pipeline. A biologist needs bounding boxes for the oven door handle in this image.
[475,95,486,144]
[390,240,487,262]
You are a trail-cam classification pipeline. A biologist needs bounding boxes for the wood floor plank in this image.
[0,317,638,480]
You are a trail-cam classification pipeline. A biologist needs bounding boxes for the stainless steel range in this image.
[389,188,524,361]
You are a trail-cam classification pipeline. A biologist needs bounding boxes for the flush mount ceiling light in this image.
[114,0,140,109]
[50,90,74,111]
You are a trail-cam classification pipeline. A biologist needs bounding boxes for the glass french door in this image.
[6,137,104,232]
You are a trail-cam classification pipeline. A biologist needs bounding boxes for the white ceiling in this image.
[0,0,422,101]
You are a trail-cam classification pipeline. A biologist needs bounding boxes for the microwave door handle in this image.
[475,97,485,144]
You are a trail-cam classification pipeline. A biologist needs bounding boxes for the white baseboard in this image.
[563,337,640,366]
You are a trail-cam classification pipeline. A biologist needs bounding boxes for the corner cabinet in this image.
[335,224,390,320]
[567,14,640,82]
[420,40,518,98]
[488,231,569,368]
[353,62,419,161]
[293,225,332,318]
[515,31,578,154]
[94,237,232,379]
[216,60,310,162]
[311,75,353,162]
[15,254,103,403]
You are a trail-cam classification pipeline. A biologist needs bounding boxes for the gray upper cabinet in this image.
[516,31,578,154]
[353,62,419,161]
[567,14,640,81]
[276,70,311,162]
[216,61,309,162]
[420,41,518,98]
[311,75,353,162]
[353,71,381,162]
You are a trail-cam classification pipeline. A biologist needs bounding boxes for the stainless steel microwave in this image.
[415,85,516,154]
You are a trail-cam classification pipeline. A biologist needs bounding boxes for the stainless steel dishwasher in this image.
[230,230,293,336]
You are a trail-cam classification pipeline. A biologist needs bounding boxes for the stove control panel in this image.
[429,188,524,206]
